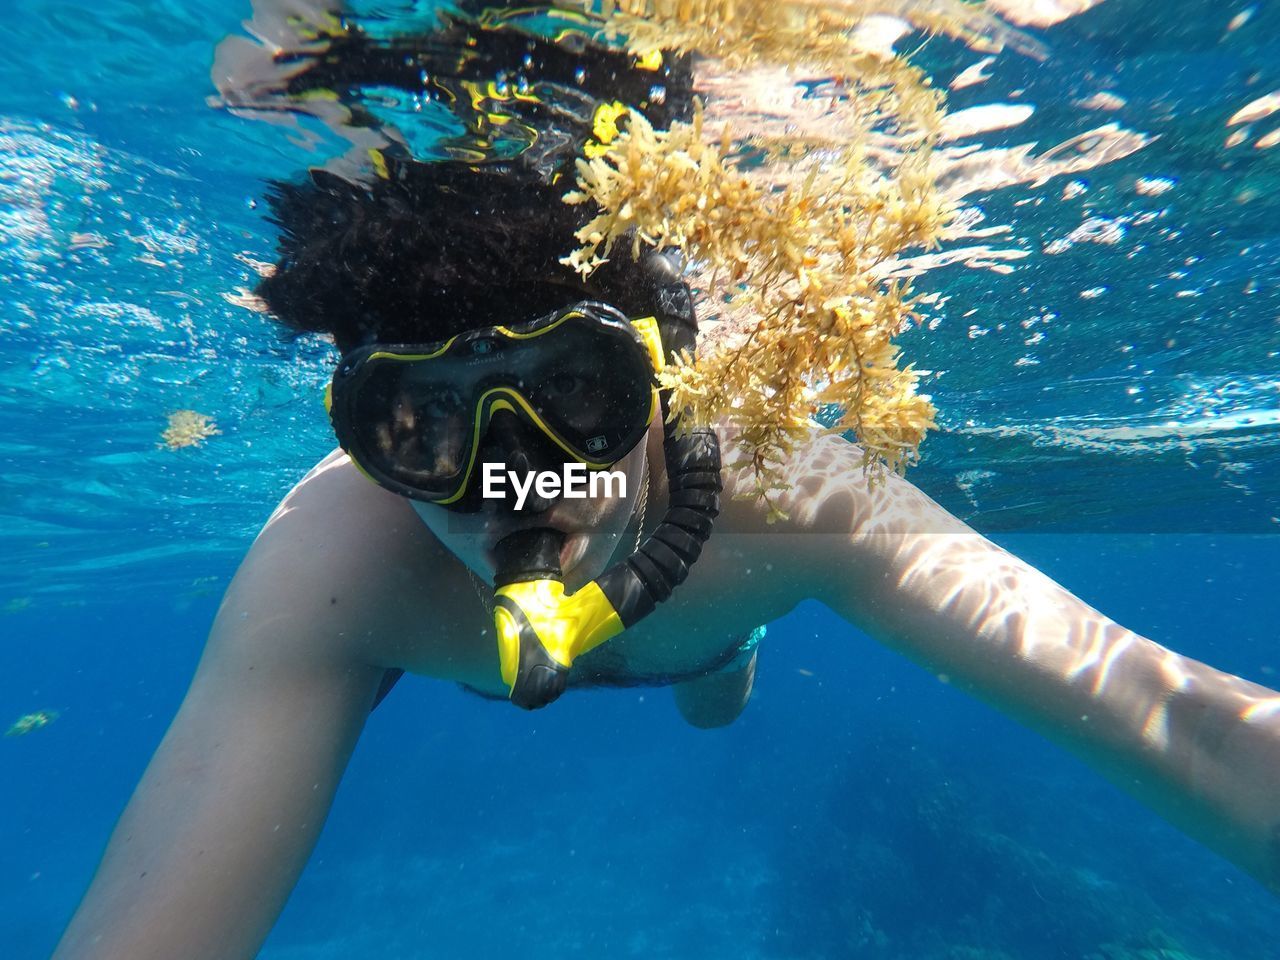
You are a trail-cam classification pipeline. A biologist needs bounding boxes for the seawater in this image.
[3,1,1280,958]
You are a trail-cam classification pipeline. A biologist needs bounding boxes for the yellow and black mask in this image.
[327,302,665,511]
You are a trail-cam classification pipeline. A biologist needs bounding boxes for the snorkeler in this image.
[326,265,723,709]
[51,3,1280,958]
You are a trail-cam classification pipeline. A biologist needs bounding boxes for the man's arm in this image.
[51,453,447,960]
[769,434,1280,893]
[52,586,384,959]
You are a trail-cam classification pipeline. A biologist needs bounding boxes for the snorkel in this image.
[491,252,722,709]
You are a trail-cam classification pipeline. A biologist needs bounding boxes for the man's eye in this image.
[546,373,583,398]
[414,386,463,417]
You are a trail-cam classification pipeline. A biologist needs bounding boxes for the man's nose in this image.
[481,408,537,475]
[479,409,557,514]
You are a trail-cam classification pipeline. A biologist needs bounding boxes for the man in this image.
[51,6,1280,958]
[52,229,1280,960]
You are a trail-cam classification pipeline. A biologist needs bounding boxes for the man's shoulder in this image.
[265,448,398,527]
[256,448,461,595]
[228,451,485,674]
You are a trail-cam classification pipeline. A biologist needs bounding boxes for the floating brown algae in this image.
[559,0,1051,509]
[161,410,220,450]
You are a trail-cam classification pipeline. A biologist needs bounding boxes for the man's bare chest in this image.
[382,531,795,696]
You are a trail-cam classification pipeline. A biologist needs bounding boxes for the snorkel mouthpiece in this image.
[492,528,625,710]
[493,528,565,585]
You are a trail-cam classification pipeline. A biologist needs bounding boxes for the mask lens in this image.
[333,304,657,501]
[351,363,471,491]
[527,331,650,458]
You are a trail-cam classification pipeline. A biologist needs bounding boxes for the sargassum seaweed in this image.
[560,0,982,513]
[161,410,221,450]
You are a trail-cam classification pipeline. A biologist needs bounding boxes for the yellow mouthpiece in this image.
[493,578,624,703]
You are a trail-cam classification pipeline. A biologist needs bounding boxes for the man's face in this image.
[409,421,653,589]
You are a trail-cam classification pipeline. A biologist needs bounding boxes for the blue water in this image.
[3,1,1280,958]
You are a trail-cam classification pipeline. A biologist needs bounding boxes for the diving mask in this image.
[326,303,665,508]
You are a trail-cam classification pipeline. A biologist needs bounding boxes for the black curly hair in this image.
[254,8,694,353]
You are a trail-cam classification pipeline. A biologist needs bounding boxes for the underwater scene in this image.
[3,0,1280,957]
